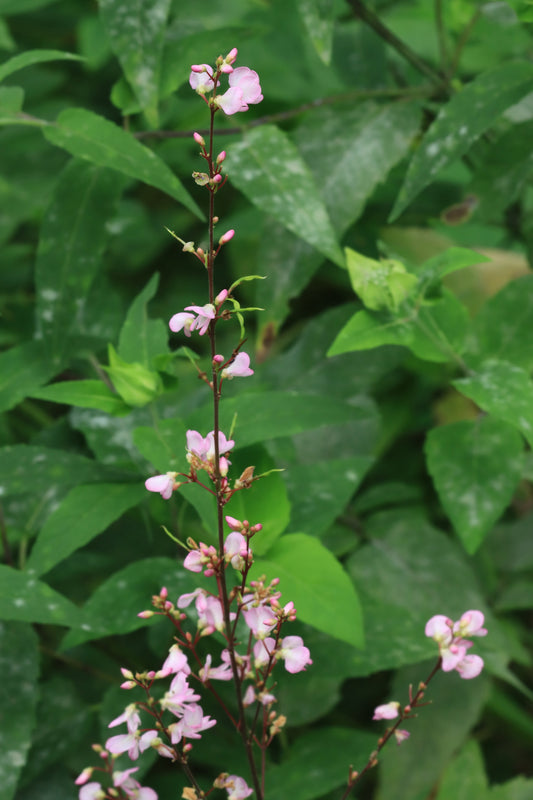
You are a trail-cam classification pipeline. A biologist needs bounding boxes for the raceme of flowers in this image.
[371,610,487,746]
[189,48,263,116]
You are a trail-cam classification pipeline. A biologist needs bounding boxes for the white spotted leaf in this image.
[391,61,533,220]
[425,417,524,554]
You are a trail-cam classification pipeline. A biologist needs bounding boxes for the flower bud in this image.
[219,229,235,245]
[217,150,226,164]
[193,132,205,146]
[215,288,228,305]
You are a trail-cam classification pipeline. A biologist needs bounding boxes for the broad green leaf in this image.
[30,380,129,414]
[283,456,374,538]
[345,247,417,311]
[0,0,60,10]
[226,125,343,267]
[35,159,125,366]
[0,565,81,625]
[118,272,168,366]
[0,341,58,413]
[297,101,421,234]
[98,0,171,124]
[391,62,533,219]
[0,623,39,800]
[435,741,489,800]
[60,557,192,648]
[454,360,533,448]
[377,663,489,800]
[0,48,80,83]
[417,247,490,294]
[187,391,373,448]
[223,445,291,554]
[425,417,524,553]
[0,85,23,122]
[297,0,335,65]
[134,417,188,474]
[0,445,103,497]
[464,274,533,371]
[105,344,162,407]
[251,533,363,647]
[345,511,506,676]
[43,109,202,217]
[328,290,469,363]
[268,727,376,800]
[27,482,145,576]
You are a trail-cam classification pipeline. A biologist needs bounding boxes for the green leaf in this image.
[0,85,24,123]
[226,125,343,267]
[417,247,490,294]
[27,482,145,576]
[297,0,336,65]
[0,623,39,800]
[105,344,162,407]
[134,417,188,474]
[435,741,488,800]
[30,380,129,414]
[454,360,533,448]
[328,290,470,363]
[268,727,376,800]
[425,417,524,553]
[0,341,58,413]
[251,533,363,647]
[43,108,202,217]
[489,777,533,800]
[34,159,125,366]
[188,391,372,448]
[297,102,421,235]
[0,48,81,83]
[98,0,171,124]
[0,0,60,11]
[464,274,533,371]
[345,247,417,311]
[60,557,191,648]
[118,272,168,366]
[0,565,81,625]
[391,61,533,219]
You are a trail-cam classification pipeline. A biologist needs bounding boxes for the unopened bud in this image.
[215,288,228,305]
[190,64,206,73]
[160,587,168,599]
[120,680,137,690]
[217,150,226,164]
[213,354,224,364]
[219,229,235,245]
[193,132,205,147]
[212,173,222,184]
[120,667,134,679]
[137,610,154,619]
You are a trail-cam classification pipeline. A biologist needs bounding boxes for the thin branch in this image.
[346,0,446,89]
[449,7,482,77]
[435,0,449,75]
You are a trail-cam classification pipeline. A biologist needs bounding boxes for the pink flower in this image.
[455,653,484,679]
[145,472,177,500]
[169,311,195,337]
[224,532,248,569]
[253,637,275,668]
[425,615,453,646]
[243,603,276,638]
[159,644,190,677]
[453,610,487,638]
[222,352,254,379]
[189,65,219,94]
[105,729,158,760]
[108,703,141,734]
[373,701,400,721]
[113,768,158,800]
[79,783,104,800]
[394,729,410,745]
[199,652,234,682]
[168,704,216,742]
[221,775,253,800]
[184,303,216,336]
[278,635,312,673]
[215,67,262,115]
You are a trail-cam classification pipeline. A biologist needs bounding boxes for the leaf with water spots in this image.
[0,566,81,625]
[425,416,524,554]
[454,360,533,448]
[44,108,203,217]
[0,341,58,413]
[391,61,533,220]
[0,623,39,800]
[297,0,336,65]
[226,125,344,267]
[98,0,171,124]
[30,379,129,414]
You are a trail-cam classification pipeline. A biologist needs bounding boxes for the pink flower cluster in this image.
[189,48,263,116]
[76,766,157,800]
[425,609,487,679]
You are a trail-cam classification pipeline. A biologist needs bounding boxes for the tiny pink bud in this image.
[120,680,137,690]
[190,64,205,73]
[137,610,154,619]
[212,173,223,184]
[213,354,224,364]
[160,587,168,599]
[215,288,228,305]
[217,150,226,164]
[193,132,205,146]
[75,767,94,785]
[225,515,243,531]
[120,667,134,679]
[219,229,235,245]
[226,47,238,64]
[146,670,156,679]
